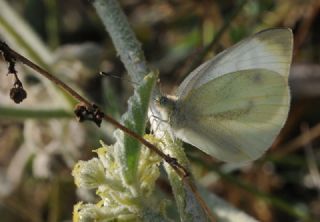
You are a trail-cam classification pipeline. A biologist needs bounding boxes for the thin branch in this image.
[0,42,218,221]
[275,122,320,158]
[102,113,188,178]
[0,41,187,176]
[1,40,215,221]
[301,123,320,193]
[184,179,217,221]
[4,46,90,105]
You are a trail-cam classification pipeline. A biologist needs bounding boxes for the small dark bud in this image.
[74,104,87,122]
[93,111,104,127]
[91,104,104,127]
[74,103,104,127]
[10,86,27,103]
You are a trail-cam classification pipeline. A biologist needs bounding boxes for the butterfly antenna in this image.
[99,71,138,85]
[157,78,164,96]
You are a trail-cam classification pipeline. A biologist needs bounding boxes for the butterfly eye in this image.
[158,96,168,105]
[155,96,167,105]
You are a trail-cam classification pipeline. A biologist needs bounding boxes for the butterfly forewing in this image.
[177,28,293,100]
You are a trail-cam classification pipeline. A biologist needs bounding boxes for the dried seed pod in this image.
[74,103,104,127]
[9,80,27,103]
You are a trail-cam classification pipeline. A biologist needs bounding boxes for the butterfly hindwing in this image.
[173,69,289,162]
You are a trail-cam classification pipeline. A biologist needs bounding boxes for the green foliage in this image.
[114,72,158,184]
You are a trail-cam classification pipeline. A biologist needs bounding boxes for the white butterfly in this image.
[157,28,293,163]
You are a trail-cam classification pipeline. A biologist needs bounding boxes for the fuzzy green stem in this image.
[91,0,154,184]
[92,0,151,83]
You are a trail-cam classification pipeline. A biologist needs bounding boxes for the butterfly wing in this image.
[176,28,293,100]
[172,69,289,162]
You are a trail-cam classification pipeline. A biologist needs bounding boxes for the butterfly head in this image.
[155,96,177,112]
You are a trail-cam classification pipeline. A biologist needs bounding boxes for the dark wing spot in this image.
[253,73,263,83]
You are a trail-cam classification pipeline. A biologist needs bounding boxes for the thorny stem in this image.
[0,41,215,221]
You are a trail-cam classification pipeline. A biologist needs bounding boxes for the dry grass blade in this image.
[276,123,320,157]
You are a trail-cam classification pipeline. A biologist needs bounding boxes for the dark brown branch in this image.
[0,41,188,178]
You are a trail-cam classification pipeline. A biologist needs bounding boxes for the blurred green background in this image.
[0,0,320,221]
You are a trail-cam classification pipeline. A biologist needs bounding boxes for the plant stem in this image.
[90,1,214,220]
[91,0,154,184]
[0,40,188,182]
[0,106,72,119]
